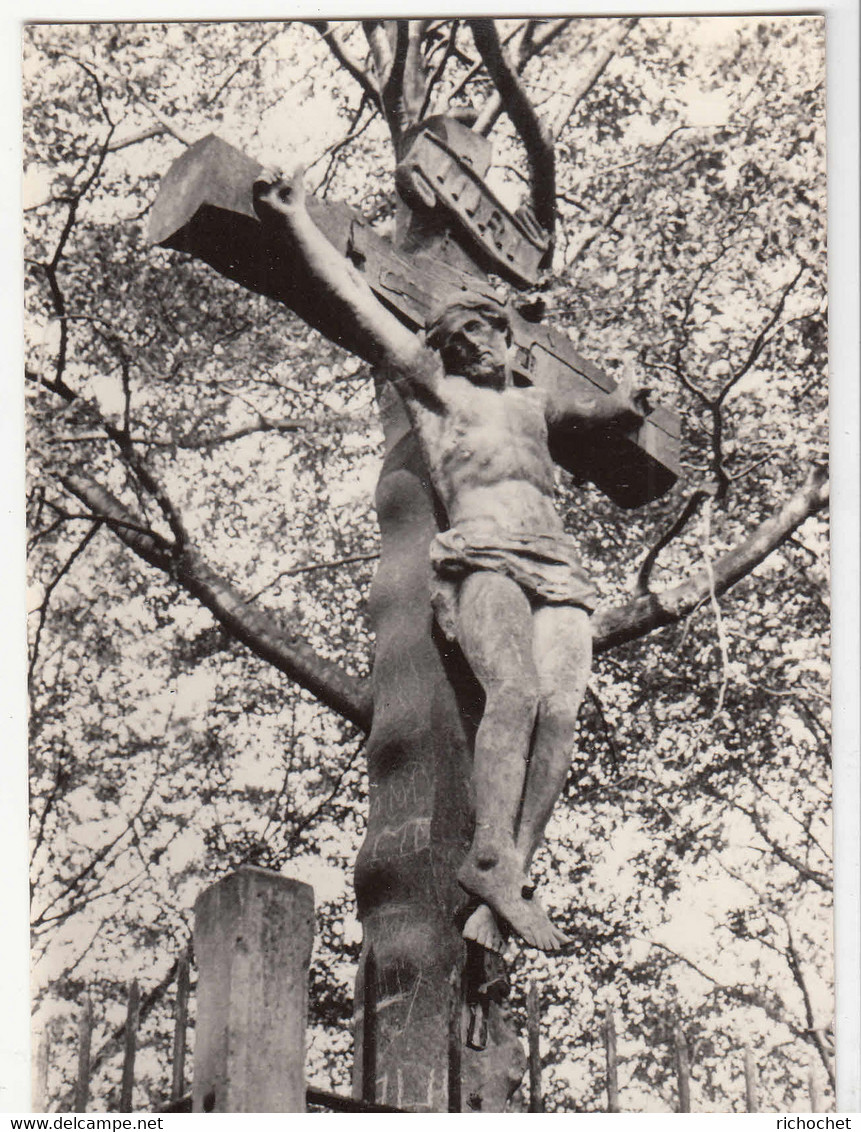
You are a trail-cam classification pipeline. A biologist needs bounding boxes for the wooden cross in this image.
[148,126,680,1112]
[149,132,679,508]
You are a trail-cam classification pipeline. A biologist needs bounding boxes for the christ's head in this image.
[426,295,511,389]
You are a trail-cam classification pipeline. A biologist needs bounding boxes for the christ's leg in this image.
[515,603,592,870]
[454,571,568,951]
[466,603,591,953]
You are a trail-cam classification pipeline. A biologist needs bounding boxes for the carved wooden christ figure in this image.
[253,170,649,954]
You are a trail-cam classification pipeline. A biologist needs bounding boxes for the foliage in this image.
[24,17,830,1113]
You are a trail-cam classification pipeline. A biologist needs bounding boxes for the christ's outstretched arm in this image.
[253,170,436,390]
[544,373,650,433]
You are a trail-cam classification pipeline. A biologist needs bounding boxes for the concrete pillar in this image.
[192,867,314,1112]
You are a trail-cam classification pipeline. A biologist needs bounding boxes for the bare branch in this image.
[717,264,807,406]
[249,551,380,602]
[39,127,115,401]
[700,496,731,718]
[398,21,431,128]
[585,687,620,774]
[548,18,639,138]
[31,105,191,553]
[32,320,190,550]
[709,265,807,500]
[30,747,69,863]
[649,939,809,1041]
[203,30,280,108]
[472,19,573,133]
[32,760,162,928]
[747,807,832,891]
[785,924,836,1088]
[469,19,556,236]
[419,20,461,120]
[50,455,825,737]
[58,50,192,146]
[286,741,364,849]
[107,125,166,152]
[47,414,356,451]
[593,466,829,655]
[310,95,378,198]
[635,489,712,596]
[312,21,381,108]
[61,471,373,731]
[362,20,395,93]
[444,21,522,106]
[364,20,429,150]
[28,523,102,685]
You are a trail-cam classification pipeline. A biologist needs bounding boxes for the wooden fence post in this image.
[526,984,543,1112]
[673,1021,691,1113]
[33,1031,49,1113]
[73,994,93,1112]
[604,1009,620,1113]
[192,867,314,1112]
[808,1062,821,1112]
[119,980,140,1110]
[743,1044,758,1112]
[170,952,191,1102]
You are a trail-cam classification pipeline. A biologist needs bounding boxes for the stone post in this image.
[192,867,314,1112]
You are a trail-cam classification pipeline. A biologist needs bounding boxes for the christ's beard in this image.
[460,357,507,388]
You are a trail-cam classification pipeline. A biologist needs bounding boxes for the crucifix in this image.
[149,117,679,1112]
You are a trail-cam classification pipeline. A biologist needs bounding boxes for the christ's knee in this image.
[482,674,539,745]
[536,686,584,744]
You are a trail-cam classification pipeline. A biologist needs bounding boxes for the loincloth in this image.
[429,521,598,642]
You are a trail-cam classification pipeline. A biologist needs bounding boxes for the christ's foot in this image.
[458,848,570,953]
[463,903,506,954]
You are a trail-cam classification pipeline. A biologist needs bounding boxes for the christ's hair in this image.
[425,294,511,351]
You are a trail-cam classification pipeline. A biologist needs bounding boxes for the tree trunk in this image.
[352,381,525,1111]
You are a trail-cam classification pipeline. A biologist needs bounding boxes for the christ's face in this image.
[439,313,509,389]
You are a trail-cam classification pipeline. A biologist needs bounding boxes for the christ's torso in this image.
[412,374,563,535]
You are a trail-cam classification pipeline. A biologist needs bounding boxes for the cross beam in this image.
[149,134,679,509]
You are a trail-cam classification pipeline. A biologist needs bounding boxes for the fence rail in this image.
[36,867,828,1115]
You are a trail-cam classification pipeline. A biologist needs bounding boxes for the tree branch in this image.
[251,551,380,600]
[717,264,806,407]
[32,754,163,929]
[312,21,381,108]
[52,458,825,737]
[419,20,461,121]
[60,471,373,732]
[748,808,832,891]
[28,522,102,685]
[58,50,191,146]
[593,466,828,654]
[785,924,836,1089]
[48,415,348,451]
[468,19,556,236]
[649,939,809,1042]
[107,125,166,153]
[699,784,832,891]
[310,94,378,198]
[472,19,572,134]
[548,18,639,138]
[34,358,190,552]
[635,489,712,596]
[362,19,395,89]
[202,30,280,108]
[30,746,70,864]
[444,20,523,107]
[364,20,428,153]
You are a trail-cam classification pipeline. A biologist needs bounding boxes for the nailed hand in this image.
[253,166,307,221]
